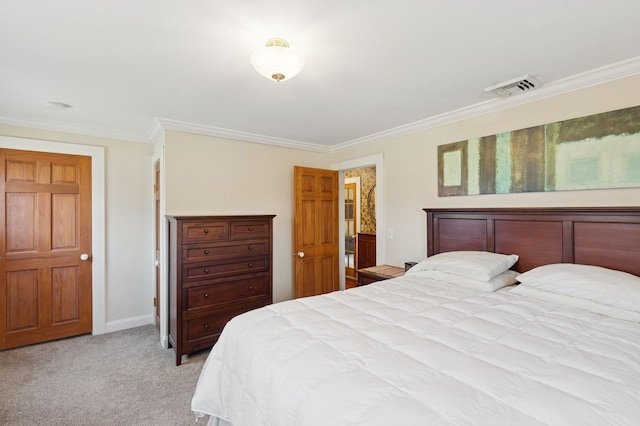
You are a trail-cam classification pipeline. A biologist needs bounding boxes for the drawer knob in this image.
[248,227,254,232]
[203,324,209,329]
[204,228,209,234]
[248,263,253,268]
[248,246,253,251]
[204,293,209,298]
[204,268,209,274]
[204,250,209,255]
[248,286,253,291]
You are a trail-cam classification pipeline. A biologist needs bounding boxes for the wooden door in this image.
[293,166,339,298]
[0,149,92,350]
[154,160,160,327]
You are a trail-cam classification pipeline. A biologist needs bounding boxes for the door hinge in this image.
[153,297,157,307]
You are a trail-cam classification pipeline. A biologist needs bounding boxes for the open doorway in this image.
[331,154,385,291]
[344,167,376,289]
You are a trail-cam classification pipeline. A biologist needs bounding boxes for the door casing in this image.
[331,154,385,288]
[0,136,106,334]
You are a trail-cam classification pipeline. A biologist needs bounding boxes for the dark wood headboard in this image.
[424,207,640,276]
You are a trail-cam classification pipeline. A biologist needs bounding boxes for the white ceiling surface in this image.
[1,1,640,150]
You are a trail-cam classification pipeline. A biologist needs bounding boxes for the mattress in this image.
[191,275,640,425]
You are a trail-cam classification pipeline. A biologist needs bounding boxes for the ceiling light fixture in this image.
[250,38,304,82]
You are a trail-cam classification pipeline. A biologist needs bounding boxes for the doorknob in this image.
[294,252,305,258]
[80,253,90,261]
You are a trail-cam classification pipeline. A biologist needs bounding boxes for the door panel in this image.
[51,266,80,324]
[321,256,336,294]
[301,201,315,245]
[0,149,92,350]
[6,269,38,331]
[6,193,37,251]
[294,166,339,298]
[52,194,78,249]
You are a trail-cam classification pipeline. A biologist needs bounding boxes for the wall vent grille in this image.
[484,75,543,97]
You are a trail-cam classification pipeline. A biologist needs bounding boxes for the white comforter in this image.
[191,276,640,425]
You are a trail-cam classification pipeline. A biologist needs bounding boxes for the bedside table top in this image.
[357,265,404,279]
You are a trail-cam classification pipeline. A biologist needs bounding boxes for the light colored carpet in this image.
[0,325,210,425]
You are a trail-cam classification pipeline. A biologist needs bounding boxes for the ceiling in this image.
[1,1,640,150]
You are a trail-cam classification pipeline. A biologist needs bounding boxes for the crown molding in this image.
[155,118,331,153]
[330,55,640,152]
[2,56,639,151]
[0,112,150,144]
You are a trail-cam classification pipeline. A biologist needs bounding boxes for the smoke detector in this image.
[45,101,72,111]
[484,74,543,97]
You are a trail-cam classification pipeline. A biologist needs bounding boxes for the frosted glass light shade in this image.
[250,38,305,82]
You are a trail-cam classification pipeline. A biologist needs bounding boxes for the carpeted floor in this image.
[0,325,210,425]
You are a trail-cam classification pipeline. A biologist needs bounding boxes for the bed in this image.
[192,208,640,425]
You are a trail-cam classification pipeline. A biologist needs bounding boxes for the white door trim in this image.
[0,136,106,335]
[152,147,169,348]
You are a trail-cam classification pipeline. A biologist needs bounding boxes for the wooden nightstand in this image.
[357,265,404,286]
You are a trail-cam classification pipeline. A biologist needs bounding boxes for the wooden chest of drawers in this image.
[167,215,275,365]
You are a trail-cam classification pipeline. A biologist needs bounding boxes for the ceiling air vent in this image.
[484,74,543,97]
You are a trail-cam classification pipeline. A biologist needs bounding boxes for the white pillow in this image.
[410,269,520,292]
[514,263,640,313]
[406,251,519,281]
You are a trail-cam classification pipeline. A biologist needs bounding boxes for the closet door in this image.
[0,149,92,349]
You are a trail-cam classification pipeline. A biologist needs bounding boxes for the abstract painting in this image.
[438,105,640,196]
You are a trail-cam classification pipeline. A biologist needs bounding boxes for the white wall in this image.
[162,130,330,302]
[0,124,154,332]
[329,73,640,268]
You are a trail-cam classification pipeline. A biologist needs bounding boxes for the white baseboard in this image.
[103,314,155,334]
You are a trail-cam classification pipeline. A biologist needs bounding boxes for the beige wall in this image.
[0,124,154,331]
[329,73,640,268]
[162,130,330,302]
[1,72,638,336]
